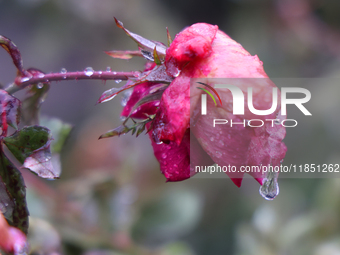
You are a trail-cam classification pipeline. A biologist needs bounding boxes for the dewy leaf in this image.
[105,50,143,59]
[3,126,51,164]
[23,141,58,179]
[22,81,50,126]
[0,153,29,234]
[97,65,173,105]
[3,126,59,179]
[0,35,24,75]
[0,90,21,133]
[114,17,167,59]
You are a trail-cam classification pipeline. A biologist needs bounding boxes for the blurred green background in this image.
[1,0,340,254]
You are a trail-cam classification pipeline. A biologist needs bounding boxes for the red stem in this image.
[20,70,139,86]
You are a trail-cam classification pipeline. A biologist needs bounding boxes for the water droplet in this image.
[106,66,111,72]
[162,153,167,159]
[37,83,44,89]
[259,169,279,200]
[98,71,102,75]
[115,79,122,84]
[121,89,133,107]
[215,151,222,158]
[141,50,154,62]
[210,137,214,142]
[21,77,30,83]
[60,68,67,74]
[113,71,117,75]
[173,68,181,77]
[37,73,45,78]
[84,67,94,77]
[219,140,224,146]
[120,116,127,122]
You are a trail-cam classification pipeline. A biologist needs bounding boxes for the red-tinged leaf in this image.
[0,212,27,254]
[0,89,21,135]
[0,153,29,234]
[127,84,167,118]
[144,64,173,83]
[114,17,167,58]
[105,50,143,59]
[97,65,173,105]
[0,35,25,75]
[23,141,59,179]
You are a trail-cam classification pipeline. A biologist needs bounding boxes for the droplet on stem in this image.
[84,67,94,77]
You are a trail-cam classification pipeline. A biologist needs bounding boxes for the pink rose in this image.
[104,20,287,191]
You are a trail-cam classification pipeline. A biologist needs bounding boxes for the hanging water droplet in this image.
[21,77,30,83]
[106,66,111,72]
[120,116,127,122]
[37,73,45,78]
[259,169,279,200]
[162,153,167,159]
[141,49,154,62]
[121,89,133,107]
[37,83,44,89]
[84,67,94,77]
[115,79,122,84]
[60,68,67,74]
[100,87,120,103]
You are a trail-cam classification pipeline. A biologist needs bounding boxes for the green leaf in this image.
[3,126,51,164]
[40,117,72,153]
[3,126,59,179]
[0,153,29,234]
[99,125,130,139]
[167,27,173,47]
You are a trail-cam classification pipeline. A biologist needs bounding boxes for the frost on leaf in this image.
[0,89,21,133]
[3,126,59,179]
